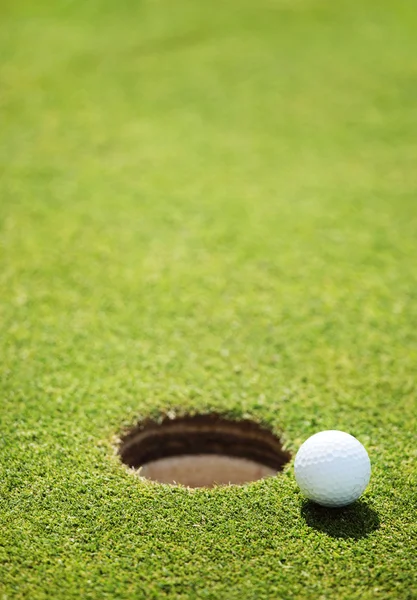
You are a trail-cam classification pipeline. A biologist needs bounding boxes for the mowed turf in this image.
[1,0,416,598]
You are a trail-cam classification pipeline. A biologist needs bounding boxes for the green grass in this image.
[1,0,416,597]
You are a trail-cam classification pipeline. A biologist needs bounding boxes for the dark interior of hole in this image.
[119,414,291,471]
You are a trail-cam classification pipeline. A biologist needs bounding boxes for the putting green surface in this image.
[1,0,416,597]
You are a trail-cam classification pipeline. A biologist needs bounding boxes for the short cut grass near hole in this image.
[118,414,291,487]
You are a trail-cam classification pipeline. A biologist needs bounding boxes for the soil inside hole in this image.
[118,414,291,488]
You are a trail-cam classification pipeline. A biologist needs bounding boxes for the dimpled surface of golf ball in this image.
[294,430,371,507]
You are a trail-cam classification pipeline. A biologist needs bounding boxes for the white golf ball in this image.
[294,430,371,508]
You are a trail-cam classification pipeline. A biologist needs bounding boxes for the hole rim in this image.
[118,412,291,488]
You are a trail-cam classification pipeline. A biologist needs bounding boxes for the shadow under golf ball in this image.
[300,499,380,539]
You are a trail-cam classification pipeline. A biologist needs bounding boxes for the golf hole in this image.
[118,414,291,488]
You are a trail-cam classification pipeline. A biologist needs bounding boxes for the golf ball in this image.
[294,430,371,507]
